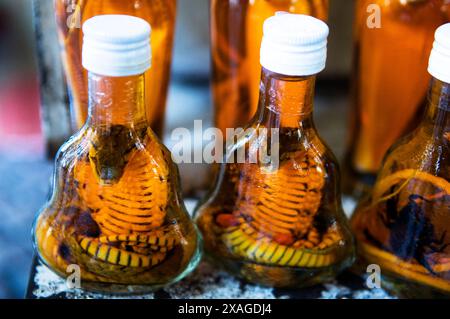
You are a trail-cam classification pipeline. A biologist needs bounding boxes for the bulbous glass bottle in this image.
[351,24,450,298]
[33,15,201,293]
[343,0,450,197]
[196,14,354,288]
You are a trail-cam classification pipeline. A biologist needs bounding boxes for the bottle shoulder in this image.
[223,124,340,173]
[378,124,450,178]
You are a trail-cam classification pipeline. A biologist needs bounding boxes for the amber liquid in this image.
[344,0,450,196]
[33,73,201,293]
[210,0,328,135]
[54,0,176,136]
[196,69,354,288]
[351,79,450,298]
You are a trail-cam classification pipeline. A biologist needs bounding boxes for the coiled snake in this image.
[73,127,179,268]
[36,127,182,280]
[215,150,344,268]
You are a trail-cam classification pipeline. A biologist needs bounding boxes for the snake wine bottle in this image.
[351,24,450,298]
[33,15,201,293]
[195,13,354,288]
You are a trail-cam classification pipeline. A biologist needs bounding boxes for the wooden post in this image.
[32,0,72,158]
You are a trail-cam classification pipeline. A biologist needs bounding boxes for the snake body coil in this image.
[34,127,190,284]
[215,150,344,268]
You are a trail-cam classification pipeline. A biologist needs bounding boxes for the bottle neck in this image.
[425,77,450,136]
[87,72,147,128]
[255,67,316,128]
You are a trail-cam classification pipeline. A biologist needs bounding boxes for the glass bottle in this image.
[210,0,329,136]
[343,0,450,197]
[54,0,177,136]
[33,15,201,293]
[351,24,450,298]
[196,14,354,288]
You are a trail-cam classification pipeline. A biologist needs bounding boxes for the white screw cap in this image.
[260,13,329,76]
[82,15,152,77]
[428,23,450,84]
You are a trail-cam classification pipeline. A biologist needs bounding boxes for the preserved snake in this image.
[73,128,179,268]
[196,138,354,287]
[34,126,200,288]
[216,150,344,268]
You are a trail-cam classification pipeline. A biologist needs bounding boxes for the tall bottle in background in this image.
[54,0,176,136]
[343,0,450,197]
[210,0,328,135]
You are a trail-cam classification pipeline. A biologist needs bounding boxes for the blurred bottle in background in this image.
[343,0,450,198]
[0,0,47,299]
[54,0,177,136]
[210,0,329,135]
[0,1,43,158]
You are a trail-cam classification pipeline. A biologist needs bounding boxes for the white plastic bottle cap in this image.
[260,13,329,76]
[428,23,450,84]
[82,15,151,77]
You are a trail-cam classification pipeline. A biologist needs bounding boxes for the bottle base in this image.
[380,273,450,299]
[208,254,354,289]
[350,246,450,299]
[73,282,171,295]
[35,240,202,295]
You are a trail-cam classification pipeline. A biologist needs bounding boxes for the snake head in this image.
[89,125,140,184]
